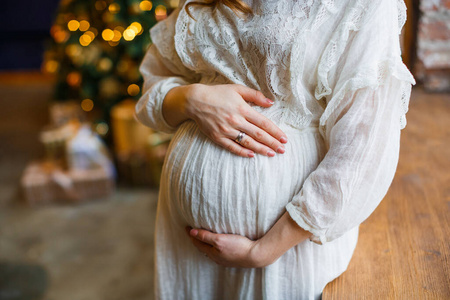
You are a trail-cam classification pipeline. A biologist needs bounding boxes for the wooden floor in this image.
[323,89,450,299]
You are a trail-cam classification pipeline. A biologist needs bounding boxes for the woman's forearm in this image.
[252,212,312,267]
[161,84,202,127]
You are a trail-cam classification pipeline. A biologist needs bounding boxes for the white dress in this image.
[135,0,415,299]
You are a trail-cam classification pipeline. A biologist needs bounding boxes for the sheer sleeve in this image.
[285,0,415,244]
[135,3,200,133]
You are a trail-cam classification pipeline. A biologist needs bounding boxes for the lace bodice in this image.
[149,0,415,134]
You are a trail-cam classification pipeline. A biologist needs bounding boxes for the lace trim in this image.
[315,0,415,134]
[150,6,196,79]
[319,58,415,137]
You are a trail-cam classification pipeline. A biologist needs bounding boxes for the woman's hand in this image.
[185,213,312,268]
[163,83,288,158]
[185,226,273,268]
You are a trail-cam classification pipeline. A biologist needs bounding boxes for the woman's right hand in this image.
[162,83,288,158]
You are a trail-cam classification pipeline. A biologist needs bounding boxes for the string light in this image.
[55,31,69,43]
[90,27,99,37]
[123,28,136,41]
[139,1,153,11]
[95,0,107,11]
[96,122,109,136]
[67,72,81,87]
[129,22,143,35]
[67,20,80,31]
[79,20,90,31]
[114,26,125,33]
[112,30,122,42]
[81,99,94,112]
[155,5,167,20]
[79,33,93,46]
[127,84,140,96]
[108,3,120,14]
[43,60,59,74]
[51,25,69,43]
[66,44,82,57]
[84,31,96,40]
[102,29,114,41]
[117,59,130,73]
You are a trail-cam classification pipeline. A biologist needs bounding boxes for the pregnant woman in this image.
[135,0,415,299]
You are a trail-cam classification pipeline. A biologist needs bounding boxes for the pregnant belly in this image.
[160,121,325,239]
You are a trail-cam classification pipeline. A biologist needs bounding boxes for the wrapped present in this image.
[115,131,172,187]
[110,99,154,154]
[66,123,116,177]
[39,120,80,169]
[21,161,115,205]
[48,101,86,126]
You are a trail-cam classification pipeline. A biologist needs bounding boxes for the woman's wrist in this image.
[182,83,206,120]
[162,83,205,127]
[249,238,278,268]
[249,212,313,268]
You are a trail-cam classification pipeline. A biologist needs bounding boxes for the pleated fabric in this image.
[155,121,358,299]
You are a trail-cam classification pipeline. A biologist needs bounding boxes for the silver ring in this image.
[235,131,246,144]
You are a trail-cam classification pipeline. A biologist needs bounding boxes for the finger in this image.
[191,237,214,254]
[245,111,288,144]
[190,228,219,247]
[237,125,285,155]
[217,138,255,158]
[232,84,274,108]
[235,130,277,157]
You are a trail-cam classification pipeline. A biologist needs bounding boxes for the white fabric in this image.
[135,0,415,299]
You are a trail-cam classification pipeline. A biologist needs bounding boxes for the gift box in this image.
[110,99,154,154]
[48,101,86,126]
[21,161,115,206]
[115,131,172,187]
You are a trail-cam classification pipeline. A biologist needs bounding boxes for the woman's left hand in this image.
[185,227,272,268]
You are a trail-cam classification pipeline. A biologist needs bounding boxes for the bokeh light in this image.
[102,29,114,41]
[123,28,136,41]
[79,33,93,46]
[67,72,82,87]
[112,30,122,42]
[129,22,143,35]
[155,5,167,20]
[95,0,107,11]
[127,84,140,96]
[96,122,109,136]
[79,20,90,31]
[108,3,120,14]
[67,20,80,31]
[81,99,94,112]
[42,60,59,74]
[97,57,113,72]
[139,1,153,11]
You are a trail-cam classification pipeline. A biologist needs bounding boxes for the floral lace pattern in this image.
[149,0,415,131]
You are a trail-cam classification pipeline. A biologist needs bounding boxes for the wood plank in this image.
[323,88,450,299]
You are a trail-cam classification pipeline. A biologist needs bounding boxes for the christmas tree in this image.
[42,0,178,136]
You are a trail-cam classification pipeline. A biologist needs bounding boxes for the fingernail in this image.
[280,137,288,143]
[248,151,255,158]
[267,150,276,157]
[190,229,198,236]
[277,146,285,154]
[266,98,274,105]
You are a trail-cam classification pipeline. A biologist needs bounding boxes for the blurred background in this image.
[0,0,448,299]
